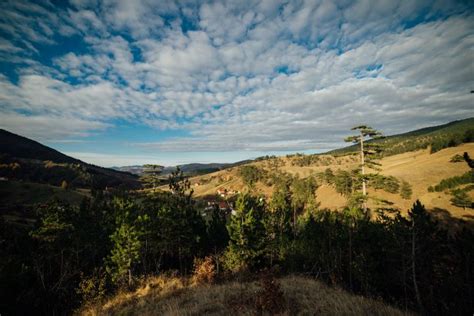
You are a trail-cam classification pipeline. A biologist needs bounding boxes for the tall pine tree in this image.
[106,198,142,287]
[345,125,384,213]
[224,193,266,271]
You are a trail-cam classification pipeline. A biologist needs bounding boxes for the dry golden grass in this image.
[379,144,473,217]
[187,143,474,218]
[79,275,412,316]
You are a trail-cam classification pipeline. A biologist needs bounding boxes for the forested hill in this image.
[0,129,140,189]
[328,117,474,156]
[0,129,81,163]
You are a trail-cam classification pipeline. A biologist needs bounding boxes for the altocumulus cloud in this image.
[0,0,473,154]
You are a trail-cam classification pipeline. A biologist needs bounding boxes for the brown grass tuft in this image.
[254,271,285,315]
[192,256,217,285]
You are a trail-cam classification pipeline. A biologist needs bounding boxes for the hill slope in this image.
[0,129,83,164]
[328,117,474,156]
[0,129,140,189]
[187,143,474,218]
[81,275,410,316]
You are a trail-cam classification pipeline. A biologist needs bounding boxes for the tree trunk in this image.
[293,207,297,238]
[360,131,367,213]
[349,224,353,291]
[411,220,423,312]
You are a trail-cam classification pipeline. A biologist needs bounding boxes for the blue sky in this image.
[0,0,473,167]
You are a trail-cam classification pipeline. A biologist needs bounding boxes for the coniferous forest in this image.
[1,164,473,315]
[1,1,474,314]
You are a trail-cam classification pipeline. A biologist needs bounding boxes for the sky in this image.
[0,0,473,167]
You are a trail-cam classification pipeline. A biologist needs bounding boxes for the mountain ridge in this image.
[327,117,474,156]
[0,129,140,189]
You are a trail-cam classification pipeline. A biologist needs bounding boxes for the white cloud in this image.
[0,0,473,156]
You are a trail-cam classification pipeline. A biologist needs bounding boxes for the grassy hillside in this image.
[80,275,411,316]
[0,129,140,189]
[0,180,89,226]
[186,143,474,218]
[328,117,474,156]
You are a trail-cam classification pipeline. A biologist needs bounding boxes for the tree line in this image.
[1,124,473,315]
[1,167,473,315]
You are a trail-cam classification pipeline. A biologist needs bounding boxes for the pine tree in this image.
[334,170,353,196]
[450,189,472,209]
[224,193,266,271]
[140,164,163,189]
[345,125,384,213]
[290,176,318,234]
[400,180,413,200]
[206,205,229,275]
[141,167,206,274]
[207,205,229,254]
[29,200,80,312]
[463,152,474,168]
[108,222,141,287]
[106,198,142,287]
[407,200,437,313]
[265,179,292,264]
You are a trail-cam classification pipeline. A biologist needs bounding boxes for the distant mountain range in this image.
[0,129,140,189]
[113,161,252,177]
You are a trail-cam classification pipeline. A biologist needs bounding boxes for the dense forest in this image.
[1,164,473,315]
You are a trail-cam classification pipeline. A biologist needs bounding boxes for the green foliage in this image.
[344,125,385,212]
[265,180,293,264]
[168,166,192,196]
[333,170,353,196]
[254,155,277,161]
[371,174,400,194]
[224,194,266,271]
[266,157,284,171]
[0,156,139,190]
[322,168,335,184]
[330,119,474,157]
[291,175,318,214]
[3,157,474,316]
[239,165,266,187]
[106,198,143,287]
[428,129,473,154]
[450,154,464,163]
[291,154,320,167]
[207,205,229,253]
[450,189,473,209]
[76,269,107,305]
[30,199,76,243]
[400,181,413,200]
[140,164,164,188]
[19,198,111,314]
[141,168,207,274]
[431,171,474,192]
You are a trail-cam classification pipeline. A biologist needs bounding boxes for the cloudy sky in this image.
[0,0,473,167]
